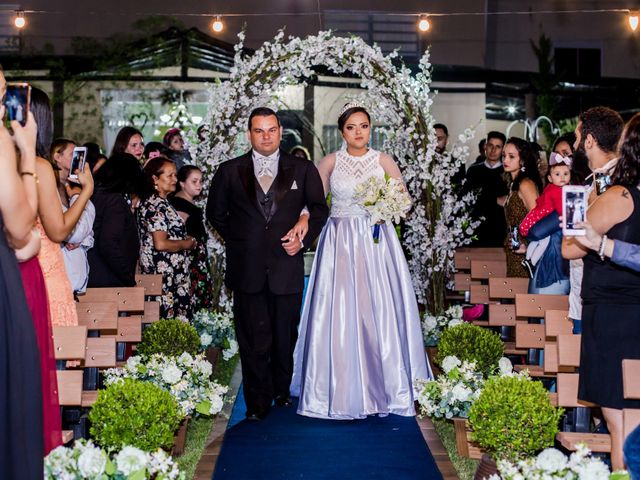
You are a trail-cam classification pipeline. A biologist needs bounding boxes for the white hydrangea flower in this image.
[178,352,193,364]
[223,339,239,360]
[448,318,463,328]
[498,357,513,376]
[200,332,213,347]
[161,364,183,385]
[573,458,610,479]
[450,383,472,403]
[535,448,568,472]
[115,446,148,475]
[77,445,107,478]
[423,316,437,332]
[441,355,461,374]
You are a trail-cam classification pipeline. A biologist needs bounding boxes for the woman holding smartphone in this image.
[562,112,640,470]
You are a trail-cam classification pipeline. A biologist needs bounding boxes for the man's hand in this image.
[281,235,303,256]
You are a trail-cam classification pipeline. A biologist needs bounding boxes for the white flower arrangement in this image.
[44,440,185,479]
[196,29,479,316]
[415,355,519,419]
[192,309,238,361]
[422,305,464,346]
[104,353,228,418]
[485,444,630,480]
[352,173,413,226]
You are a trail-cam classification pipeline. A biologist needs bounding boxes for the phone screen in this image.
[3,83,31,127]
[563,187,587,236]
[69,147,87,180]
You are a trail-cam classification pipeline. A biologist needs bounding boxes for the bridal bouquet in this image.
[44,440,185,479]
[192,309,239,361]
[104,353,228,418]
[352,173,412,243]
[415,356,516,419]
[422,305,464,346]
[486,444,629,480]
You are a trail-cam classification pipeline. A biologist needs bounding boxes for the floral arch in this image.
[197,30,478,315]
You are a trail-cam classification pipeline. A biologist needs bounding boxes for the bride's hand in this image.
[285,214,309,242]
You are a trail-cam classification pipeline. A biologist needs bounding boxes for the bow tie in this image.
[255,155,277,177]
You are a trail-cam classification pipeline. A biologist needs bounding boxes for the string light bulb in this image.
[417,15,431,32]
[211,15,224,33]
[629,11,639,32]
[14,10,26,29]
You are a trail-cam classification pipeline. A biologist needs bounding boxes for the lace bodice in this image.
[329,149,385,217]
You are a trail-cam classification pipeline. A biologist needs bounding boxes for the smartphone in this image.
[69,146,87,181]
[562,185,587,236]
[3,83,31,127]
[509,225,521,251]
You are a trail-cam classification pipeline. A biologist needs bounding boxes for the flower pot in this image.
[205,347,221,371]
[452,417,483,460]
[473,453,498,480]
[171,417,190,457]
[425,347,442,377]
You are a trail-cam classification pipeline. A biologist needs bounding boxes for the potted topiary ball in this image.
[436,323,504,377]
[137,318,200,358]
[468,374,564,478]
[89,378,182,452]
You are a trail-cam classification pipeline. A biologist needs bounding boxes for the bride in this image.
[289,104,432,419]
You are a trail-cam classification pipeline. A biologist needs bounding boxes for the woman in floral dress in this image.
[137,157,197,321]
[169,165,214,312]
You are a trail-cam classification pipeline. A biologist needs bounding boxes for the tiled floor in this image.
[194,364,459,480]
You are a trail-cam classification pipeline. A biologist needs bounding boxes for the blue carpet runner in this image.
[212,387,444,479]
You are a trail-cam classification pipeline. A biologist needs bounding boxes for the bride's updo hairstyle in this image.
[338,104,371,132]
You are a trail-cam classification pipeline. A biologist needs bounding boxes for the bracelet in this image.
[598,234,608,261]
[20,171,39,183]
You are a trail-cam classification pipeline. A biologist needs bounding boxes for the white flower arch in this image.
[197,30,478,314]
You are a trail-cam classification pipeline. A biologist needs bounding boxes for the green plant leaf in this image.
[196,400,211,416]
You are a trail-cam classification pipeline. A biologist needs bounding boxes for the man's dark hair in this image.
[248,107,280,130]
[579,106,623,154]
[487,131,506,145]
[434,123,448,136]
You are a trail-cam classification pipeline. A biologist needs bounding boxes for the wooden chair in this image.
[143,301,161,324]
[470,260,508,280]
[557,334,581,368]
[623,359,640,439]
[543,310,573,374]
[78,287,145,313]
[454,248,505,271]
[135,274,163,297]
[117,315,143,342]
[555,373,609,452]
[514,294,569,318]
[53,326,88,360]
[76,302,118,331]
[488,277,529,300]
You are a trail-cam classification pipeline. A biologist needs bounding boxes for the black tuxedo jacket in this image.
[206,150,328,295]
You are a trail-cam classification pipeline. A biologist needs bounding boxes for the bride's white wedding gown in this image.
[290,148,432,420]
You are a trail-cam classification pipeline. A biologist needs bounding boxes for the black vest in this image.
[255,177,277,222]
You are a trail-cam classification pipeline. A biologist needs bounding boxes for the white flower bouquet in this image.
[422,305,464,346]
[415,356,517,419]
[104,353,228,418]
[192,309,238,361]
[486,444,630,480]
[44,440,185,480]
[352,173,412,243]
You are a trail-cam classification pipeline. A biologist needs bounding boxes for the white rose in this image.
[161,364,182,385]
[200,333,213,347]
[535,448,567,472]
[77,446,107,477]
[498,357,513,376]
[441,355,461,374]
[115,446,148,475]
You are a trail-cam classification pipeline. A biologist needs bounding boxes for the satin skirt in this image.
[290,216,432,419]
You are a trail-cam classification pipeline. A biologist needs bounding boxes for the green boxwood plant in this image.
[89,378,182,451]
[468,374,564,462]
[137,318,200,358]
[436,323,504,377]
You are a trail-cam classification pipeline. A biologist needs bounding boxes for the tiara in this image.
[339,101,365,117]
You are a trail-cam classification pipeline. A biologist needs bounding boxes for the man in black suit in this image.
[206,107,328,420]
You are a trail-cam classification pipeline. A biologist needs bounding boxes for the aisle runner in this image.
[212,388,444,480]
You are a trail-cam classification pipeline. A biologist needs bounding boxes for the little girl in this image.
[519,152,572,237]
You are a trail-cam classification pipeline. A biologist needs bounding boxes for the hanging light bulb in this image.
[211,15,224,33]
[417,15,431,32]
[14,10,26,29]
[629,11,639,32]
